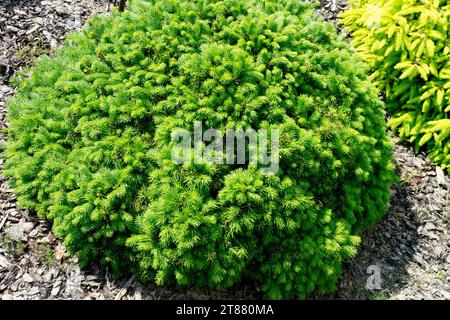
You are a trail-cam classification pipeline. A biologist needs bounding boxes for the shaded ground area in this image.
[0,0,449,300]
[323,138,449,300]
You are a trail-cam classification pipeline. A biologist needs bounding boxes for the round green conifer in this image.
[5,0,396,298]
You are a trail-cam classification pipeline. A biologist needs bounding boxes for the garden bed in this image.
[0,0,448,300]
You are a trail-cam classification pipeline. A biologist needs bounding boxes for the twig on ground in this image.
[114,275,135,300]
[0,212,10,231]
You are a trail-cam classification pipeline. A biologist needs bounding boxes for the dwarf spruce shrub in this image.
[340,0,450,171]
[5,0,395,298]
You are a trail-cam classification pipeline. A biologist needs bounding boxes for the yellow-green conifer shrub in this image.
[5,0,395,298]
[340,0,450,171]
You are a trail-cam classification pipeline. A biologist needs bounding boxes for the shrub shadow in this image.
[319,164,421,300]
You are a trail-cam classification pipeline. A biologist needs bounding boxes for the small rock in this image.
[433,246,444,259]
[54,244,67,262]
[51,285,61,297]
[50,38,58,48]
[414,255,428,269]
[22,221,35,234]
[22,273,34,283]
[435,167,446,186]
[27,287,40,296]
[5,26,20,33]
[26,25,40,35]
[13,9,27,16]
[413,158,424,167]
[0,254,9,268]
[1,293,13,300]
[441,291,450,300]
[424,222,437,231]
[28,228,39,238]
[4,224,27,242]
[133,284,143,300]
[37,236,51,244]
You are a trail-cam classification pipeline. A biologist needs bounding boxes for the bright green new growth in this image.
[5,0,395,298]
[340,0,450,171]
